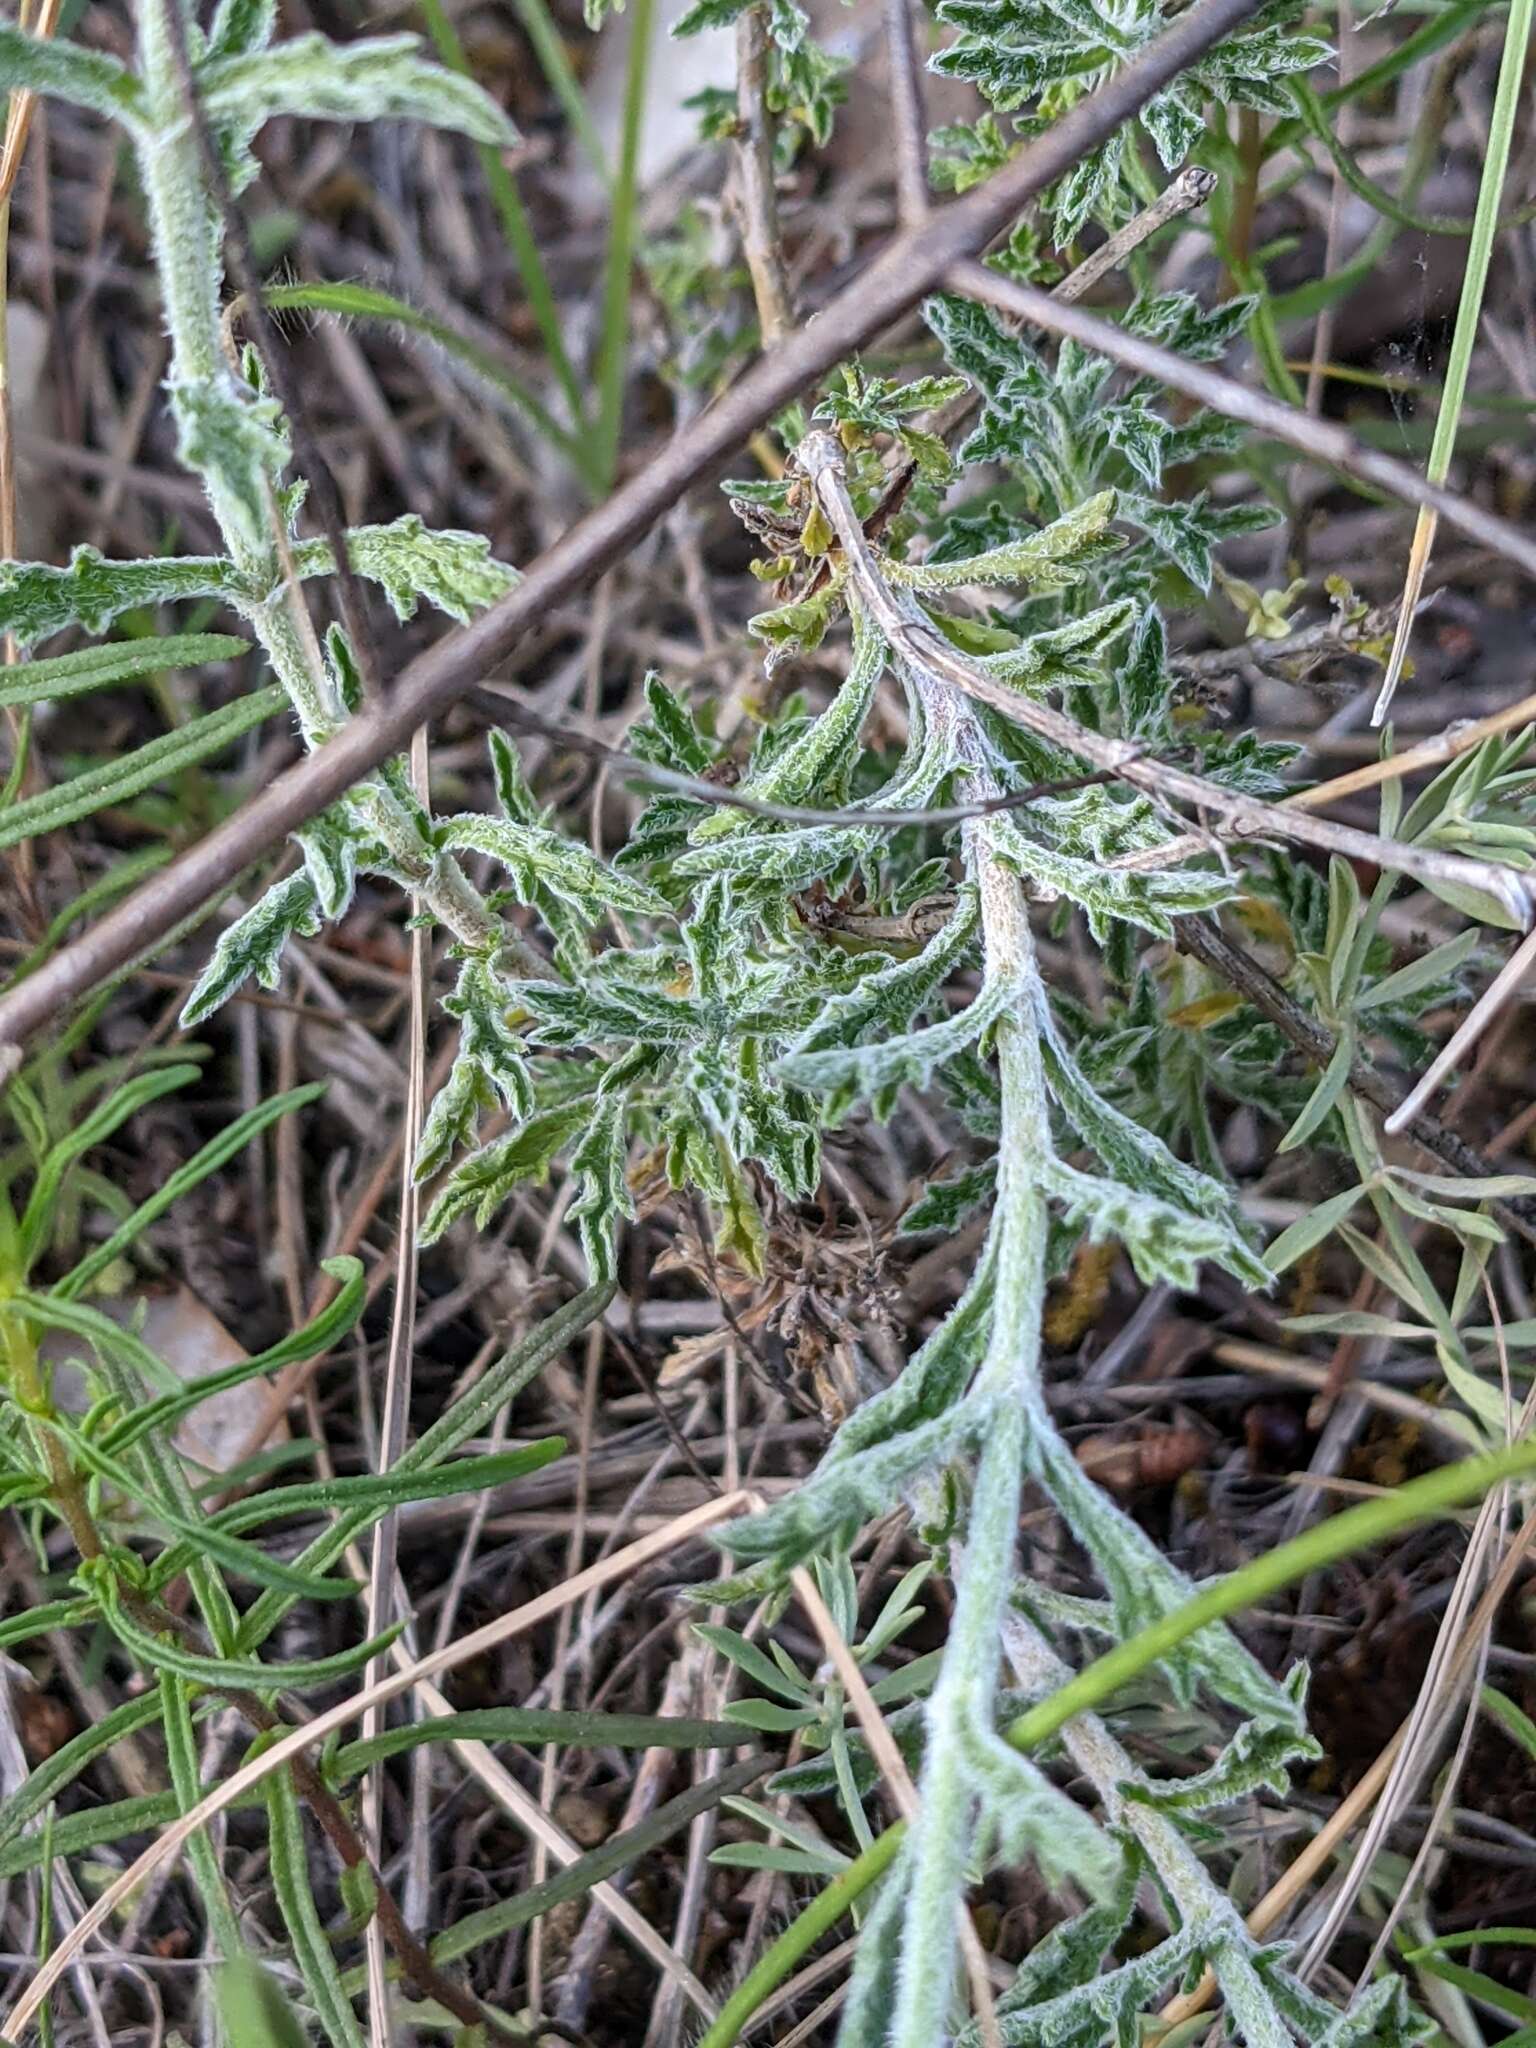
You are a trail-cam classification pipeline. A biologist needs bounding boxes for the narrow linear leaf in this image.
[0,633,250,708]
[0,686,285,851]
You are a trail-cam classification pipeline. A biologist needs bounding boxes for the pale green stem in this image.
[132,0,506,961]
[698,1434,1536,2048]
[1001,1605,1295,2048]
[135,0,338,742]
[593,0,654,490]
[889,819,1051,2048]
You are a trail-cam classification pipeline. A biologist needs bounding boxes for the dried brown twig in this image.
[0,0,1370,1051]
[733,6,795,346]
[884,0,931,227]
[3,1493,754,2046]
[799,431,1536,929]
[1173,916,1536,1247]
[949,259,1536,583]
[8,0,1536,1055]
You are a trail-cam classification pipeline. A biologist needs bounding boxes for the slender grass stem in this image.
[417,0,596,481]
[254,279,587,471]
[1372,0,1536,723]
[594,0,655,491]
[512,0,614,188]
[697,1436,1536,2047]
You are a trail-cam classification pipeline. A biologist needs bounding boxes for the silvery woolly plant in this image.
[0,0,533,1030]
[0,6,1517,2048]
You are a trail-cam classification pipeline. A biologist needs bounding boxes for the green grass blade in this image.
[1263,0,1491,159]
[511,0,611,186]
[233,1284,612,1655]
[89,1565,398,1689]
[17,1062,203,1272]
[698,1436,1536,2048]
[266,1766,366,2048]
[58,1084,327,1302]
[0,634,250,709]
[1409,1958,1536,2026]
[0,683,286,852]
[696,1825,909,2048]
[162,1671,243,1955]
[6,846,175,986]
[0,1693,169,1856]
[260,280,585,470]
[415,0,593,468]
[1286,79,1535,238]
[100,1254,367,1455]
[331,1708,757,1779]
[1408,1931,1536,1958]
[427,1754,772,1968]
[1372,0,1536,723]
[1480,1682,1536,1762]
[593,0,654,492]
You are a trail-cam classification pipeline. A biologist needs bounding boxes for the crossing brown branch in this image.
[6,0,1536,1054]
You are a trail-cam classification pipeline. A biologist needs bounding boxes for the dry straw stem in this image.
[362,728,433,2043]
[1209,1338,1468,1454]
[0,1490,751,2045]
[734,5,795,344]
[14,0,1536,1053]
[884,0,931,227]
[883,163,1219,495]
[1386,921,1536,1134]
[786,1553,1005,2045]
[388,1661,719,2019]
[1155,1507,1536,2032]
[798,430,1536,928]
[949,260,1536,585]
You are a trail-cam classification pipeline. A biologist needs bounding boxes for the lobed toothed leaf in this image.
[181,873,322,1027]
[198,33,519,146]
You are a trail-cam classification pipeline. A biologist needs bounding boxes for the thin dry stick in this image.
[734,6,795,346]
[26,0,1536,1051]
[1172,916,1536,1247]
[1351,1287,1520,1980]
[944,257,1536,587]
[529,1321,602,2016]
[1154,1508,1536,2031]
[868,165,1218,534]
[1209,1339,1467,1453]
[553,1647,702,2032]
[799,431,1536,928]
[1298,1361,1536,1981]
[785,1559,1003,2048]
[884,0,931,226]
[362,726,433,2046]
[1385,923,1536,1133]
[333,1488,716,2018]
[1057,164,1219,301]
[399,1662,717,2018]
[1284,693,1536,812]
[0,1491,752,2046]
